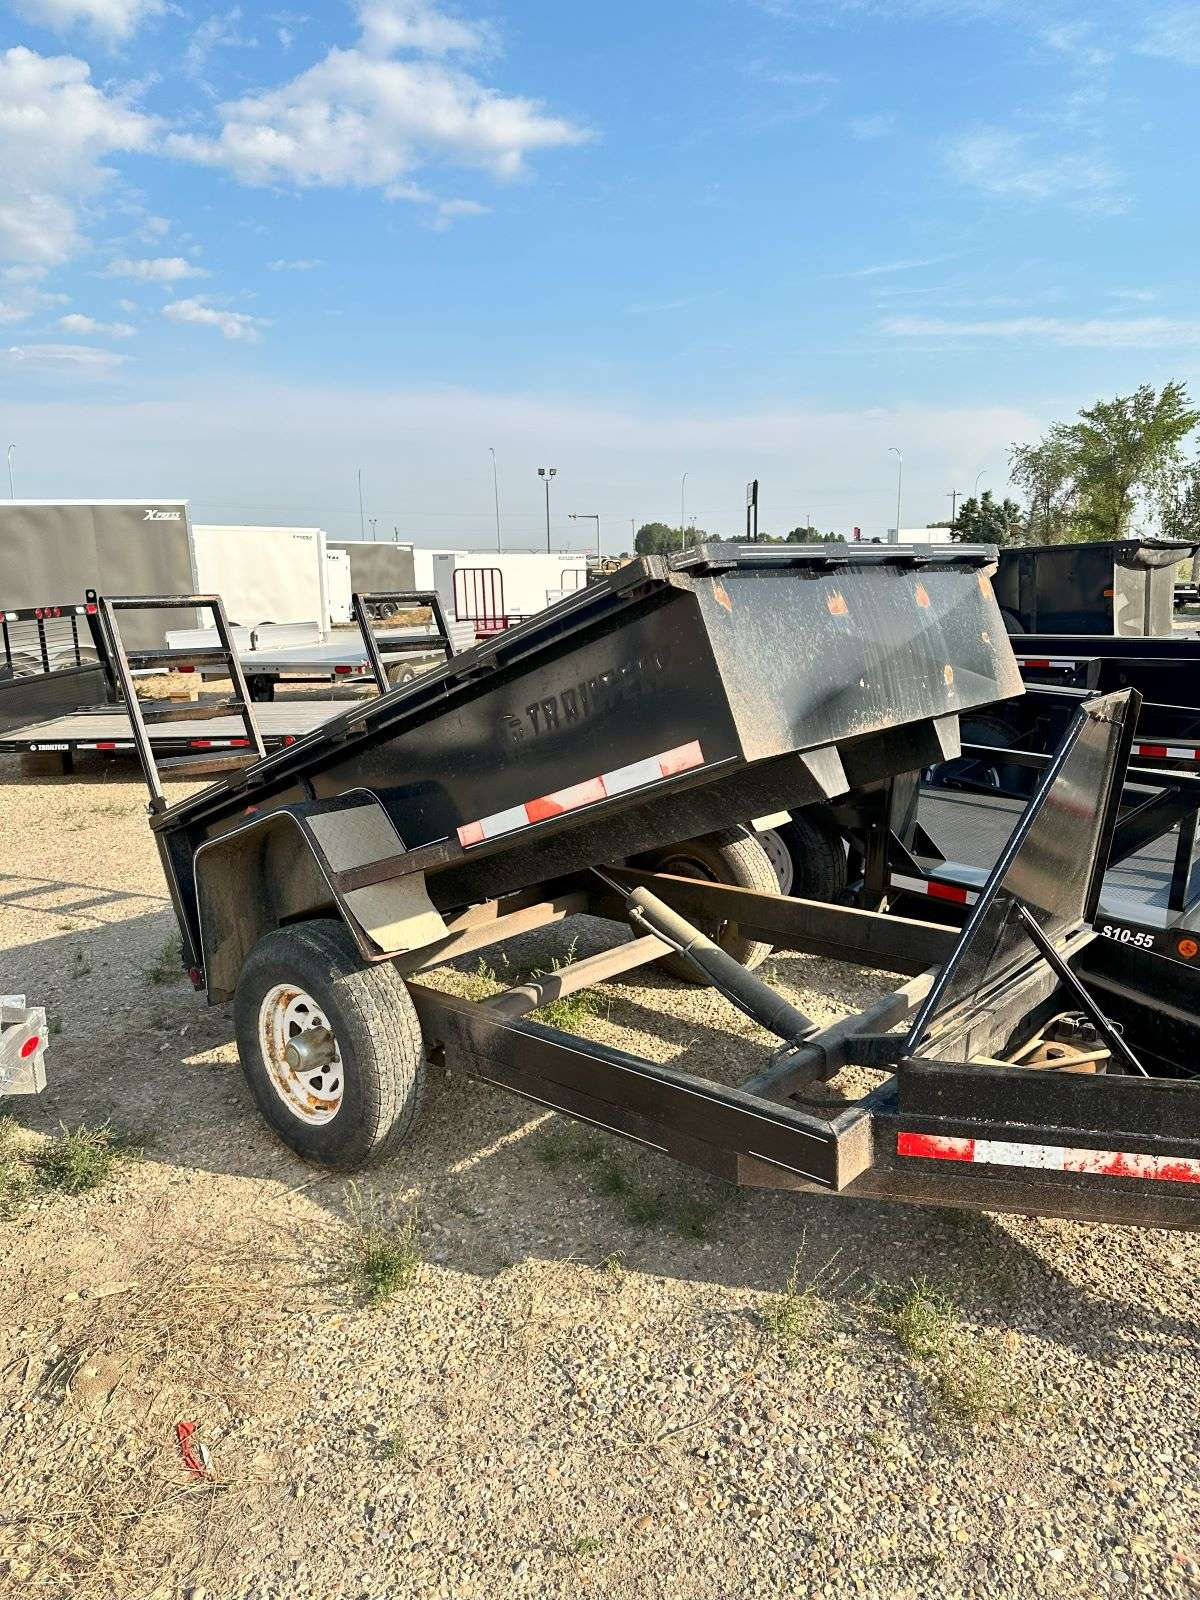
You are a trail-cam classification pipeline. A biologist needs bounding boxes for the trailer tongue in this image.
[89,543,1198,1230]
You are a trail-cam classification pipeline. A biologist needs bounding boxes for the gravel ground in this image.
[0,737,1198,1600]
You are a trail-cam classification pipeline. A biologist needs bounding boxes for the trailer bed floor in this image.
[0,699,345,754]
[917,786,1200,929]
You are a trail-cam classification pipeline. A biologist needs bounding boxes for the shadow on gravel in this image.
[5,902,1197,1367]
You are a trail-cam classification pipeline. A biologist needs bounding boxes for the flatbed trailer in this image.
[78,544,1200,1230]
[0,588,456,771]
[188,591,470,700]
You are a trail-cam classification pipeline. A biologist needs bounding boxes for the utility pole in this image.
[537,466,556,552]
[369,516,378,540]
[888,447,903,541]
[489,447,502,551]
[569,512,600,560]
[948,489,961,530]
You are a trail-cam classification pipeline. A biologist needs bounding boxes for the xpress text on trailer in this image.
[80,543,1200,1230]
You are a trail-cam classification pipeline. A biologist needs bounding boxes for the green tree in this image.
[1011,381,1200,544]
[950,490,1023,546]
[634,521,705,555]
[1009,431,1080,544]
[1070,382,1200,540]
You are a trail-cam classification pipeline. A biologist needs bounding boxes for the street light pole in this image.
[5,444,14,499]
[888,447,903,541]
[680,473,688,548]
[538,466,556,552]
[974,469,986,499]
[489,447,502,552]
[569,512,600,560]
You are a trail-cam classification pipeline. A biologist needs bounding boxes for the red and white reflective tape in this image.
[457,740,706,848]
[897,1130,1200,1185]
[78,740,134,751]
[1015,656,1084,669]
[890,872,979,907]
[1132,742,1200,762]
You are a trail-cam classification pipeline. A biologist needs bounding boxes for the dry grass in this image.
[874,1276,1027,1429]
[3,1242,290,1600]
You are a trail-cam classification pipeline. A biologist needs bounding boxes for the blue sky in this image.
[0,0,1197,546]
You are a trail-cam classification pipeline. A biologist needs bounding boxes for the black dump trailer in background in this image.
[994,539,1196,636]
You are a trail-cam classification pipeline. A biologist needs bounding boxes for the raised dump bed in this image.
[126,542,1021,983]
[80,545,1200,1232]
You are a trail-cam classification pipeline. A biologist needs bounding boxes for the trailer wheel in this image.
[233,919,425,1169]
[934,713,1019,793]
[636,828,776,983]
[775,813,848,901]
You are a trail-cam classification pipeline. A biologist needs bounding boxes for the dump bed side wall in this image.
[693,562,1021,761]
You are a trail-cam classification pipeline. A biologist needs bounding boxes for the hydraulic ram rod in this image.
[625,884,819,1045]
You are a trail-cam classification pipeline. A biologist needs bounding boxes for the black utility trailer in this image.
[994,539,1196,636]
[92,545,1199,1229]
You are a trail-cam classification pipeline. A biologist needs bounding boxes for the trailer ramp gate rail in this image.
[108,548,1198,1229]
[350,589,456,693]
[92,592,266,810]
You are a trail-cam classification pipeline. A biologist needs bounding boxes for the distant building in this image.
[887,526,955,545]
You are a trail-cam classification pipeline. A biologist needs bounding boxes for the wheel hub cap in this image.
[258,983,344,1125]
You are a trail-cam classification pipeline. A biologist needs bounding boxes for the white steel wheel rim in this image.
[756,829,794,897]
[258,983,344,1126]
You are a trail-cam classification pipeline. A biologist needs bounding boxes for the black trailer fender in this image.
[193,792,448,1001]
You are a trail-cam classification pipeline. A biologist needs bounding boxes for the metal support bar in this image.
[482,934,669,1018]
[599,867,956,974]
[1014,904,1147,1076]
[406,982,873,1191]
[742,967,939,1100]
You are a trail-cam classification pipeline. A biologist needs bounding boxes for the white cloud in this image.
[0,265,69,323]
[852,255,955,278]
[185,8,258,88]
[3,341,127,371]
[0,377,1044,539]
[8,0,164,40]
[882,315,1200,348]
[267,256,323,270]
[948,127,1123,212]
[107,255,207,282]
[429,196,487,228]
[1139,7,1200,67]
[59,311,136,336]
[356,1,496,58]
[163,295,265,340]
[165,4,588,198]
[0,47,157,266]
[849,113,895,139]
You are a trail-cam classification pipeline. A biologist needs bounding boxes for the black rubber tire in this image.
[776,813,848,901]
[635,828,777,984]
[233,918,425,1169]
[1000,609,1026,635]
[935,712,1020,793]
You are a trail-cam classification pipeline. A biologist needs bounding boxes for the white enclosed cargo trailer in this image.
[191,524,341,629]
[410,549,589,629]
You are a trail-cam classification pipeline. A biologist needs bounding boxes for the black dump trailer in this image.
[87,544,1200,1230]
[994,539,1196,636]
